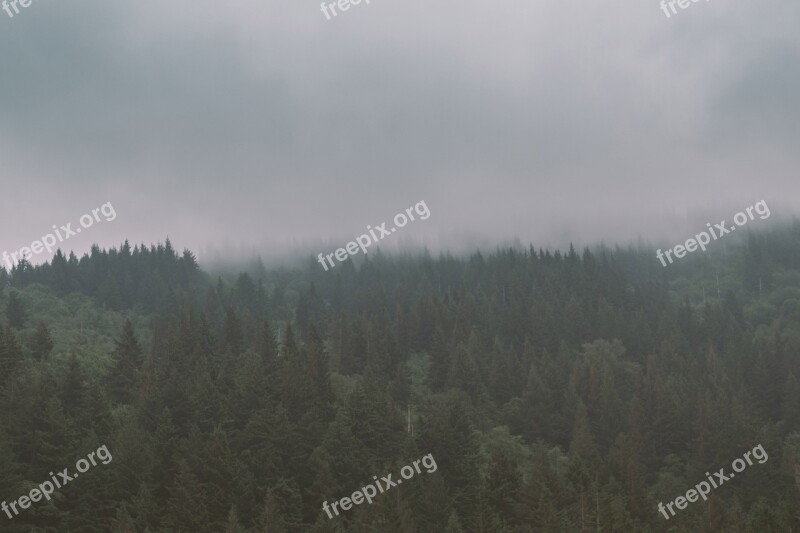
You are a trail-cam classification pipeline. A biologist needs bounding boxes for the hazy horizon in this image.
[1,0,798,267]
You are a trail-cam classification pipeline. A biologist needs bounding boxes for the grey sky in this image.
[0,0,798,264]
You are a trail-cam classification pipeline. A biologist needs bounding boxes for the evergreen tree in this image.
[60,351,87,416]
[6,291,26,328]
[223,506,246,533]
[223,306,244,357]
[111,506,137,533]
[107,319,143,404]
[163,461,212,533]
[0,325,23,383]
[31,321,54,361]
[444,511,464,533]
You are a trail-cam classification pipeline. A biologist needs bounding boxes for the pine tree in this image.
[107,319,143,404]
[30,396,72,471]
[444,511,464,533]
[163,461,213,533]
[6,291,26,328]
[111,506,138,533]
[486,450,523,528]
[569,401,600,472]
[0,426,21,511]
[260,319,278,365]
[223,506,246,533]
[254,486,295,533]
[60,351,87,416]
[197,427,237,529]
[0,325,23,384]
[305,323,334,417]
[31,321,54,361]
[419,392,482,526]
[260,318,281,397]
[223,306,244,357]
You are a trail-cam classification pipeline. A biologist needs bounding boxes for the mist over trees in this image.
[1,226,800,531]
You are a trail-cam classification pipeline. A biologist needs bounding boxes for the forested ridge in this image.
[2,226,800,532]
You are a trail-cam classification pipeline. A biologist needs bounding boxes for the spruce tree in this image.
[107,319,143,404]
[111,506,138,533]
[444,511,464,533]
[0,325,23,383]
[254,486,293,533]
[223,307,244,357]
[60,351,87,415]
[6,291,26,328]
[223,506,246,533]
[163,462,212,533]
[31,321,54,361]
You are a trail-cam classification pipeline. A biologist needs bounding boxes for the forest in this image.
[1,225,800,532]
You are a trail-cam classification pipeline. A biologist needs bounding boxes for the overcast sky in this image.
[0,0,798,264]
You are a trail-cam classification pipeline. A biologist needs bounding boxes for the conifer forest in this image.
[1,226,800,532]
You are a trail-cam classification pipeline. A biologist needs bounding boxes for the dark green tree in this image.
[6,291,26,328]
[31,321,54,361]
[107,319,143,404]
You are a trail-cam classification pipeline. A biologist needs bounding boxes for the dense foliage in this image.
[1,226,800,532]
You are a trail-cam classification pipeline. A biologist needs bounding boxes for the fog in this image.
[0,0,797,265]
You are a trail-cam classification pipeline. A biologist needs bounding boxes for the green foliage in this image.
[2,227,800,530]
[6,290,27,328]
[106,319,143,405]
[31,321,54,361]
